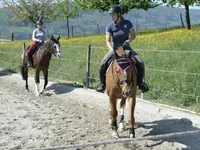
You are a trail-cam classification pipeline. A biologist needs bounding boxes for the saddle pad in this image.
[116,57,131,70]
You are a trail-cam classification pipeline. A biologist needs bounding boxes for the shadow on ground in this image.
[138,118,200,150]
[0,69,17,77]
[46,82,84,95]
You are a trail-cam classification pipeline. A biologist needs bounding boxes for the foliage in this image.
[74,0,159,13]
[160,0,200,29]
[53,0,80,38]
[53,0,79,19]
[1,0,55,24]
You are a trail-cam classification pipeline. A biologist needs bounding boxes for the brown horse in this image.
[21,35,61,96]
[106,46,137,139]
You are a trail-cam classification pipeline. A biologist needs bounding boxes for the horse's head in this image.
[115,47,134,98]
[50,35,61,58]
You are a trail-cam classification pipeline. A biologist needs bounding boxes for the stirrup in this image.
[27,62,32,67]
[139,83,149,93]
[96,84,105,93]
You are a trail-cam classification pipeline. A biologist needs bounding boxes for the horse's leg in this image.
[25,67,29,91]
[40,69,48,94]
[21,61,29,91]
[118,98,126,132]
[109,96,119,138]
[127,97,136,139]
[35,69,40,96]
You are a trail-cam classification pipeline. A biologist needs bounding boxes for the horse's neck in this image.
[36,42,52,60]
[44,41,52,49]
[43,41,53,53]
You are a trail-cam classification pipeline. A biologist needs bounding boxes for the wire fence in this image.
[0,43,200,110]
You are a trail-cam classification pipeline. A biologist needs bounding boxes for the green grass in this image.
[0,26,200,113]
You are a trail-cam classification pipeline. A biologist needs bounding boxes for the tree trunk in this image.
[66,0,70,38]
[184,1,191,30]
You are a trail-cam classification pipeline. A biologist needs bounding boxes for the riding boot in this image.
[135,60,149,93]
[27,52,33,67]
[96,64,106,93]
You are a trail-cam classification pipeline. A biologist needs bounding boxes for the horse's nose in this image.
[122,89,131,98]
[57,53,61,58]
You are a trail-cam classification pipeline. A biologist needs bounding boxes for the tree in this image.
[161,0,200,29]
[1,0,55,24]
[53,0,79,38]
[74,0,159,13]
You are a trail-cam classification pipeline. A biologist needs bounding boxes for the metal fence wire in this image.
[0,43,200,107]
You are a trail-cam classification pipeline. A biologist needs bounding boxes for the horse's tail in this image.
[20,64,26,80]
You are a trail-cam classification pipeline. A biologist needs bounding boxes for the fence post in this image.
[22,42,26,58]
[85,45,91,88]
[97,24,100,34]
[12,33,14,41]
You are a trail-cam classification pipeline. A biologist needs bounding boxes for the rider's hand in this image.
[109,48,114,52]
[122,39,130,47]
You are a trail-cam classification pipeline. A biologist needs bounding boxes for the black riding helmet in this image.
[36,16,43,25]
[108,5,123,23]
[108,5,123,14]
[36,20,43,25]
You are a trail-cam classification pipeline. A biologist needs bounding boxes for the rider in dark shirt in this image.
[96,5,149,93]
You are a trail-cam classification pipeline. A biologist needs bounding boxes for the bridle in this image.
[111,58,135,97]
[42,40,60,56]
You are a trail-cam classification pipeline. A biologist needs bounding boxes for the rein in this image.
[111,59,135,92]
[111,61,121,89]
[41,41,57,55]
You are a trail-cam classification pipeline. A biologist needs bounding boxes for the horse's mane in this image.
[41,40,54,52]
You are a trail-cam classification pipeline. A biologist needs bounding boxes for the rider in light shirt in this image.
[27,18,46,67]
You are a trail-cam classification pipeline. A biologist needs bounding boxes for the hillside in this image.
[0,6,200,40]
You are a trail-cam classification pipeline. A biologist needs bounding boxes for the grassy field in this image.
[0,26,200,113]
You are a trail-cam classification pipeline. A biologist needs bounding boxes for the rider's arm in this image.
[43,29,47,41]
[124,20,136,44]
[106,24,113,51]
[106,33,113,51]
[32,29,40,42]
[128,28,136,43]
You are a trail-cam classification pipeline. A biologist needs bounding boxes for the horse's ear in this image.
[57,35,60,41]
[51,35,55,41]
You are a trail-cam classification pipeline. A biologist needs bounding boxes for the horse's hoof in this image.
[130,133,135,139]
[118,123,125,132]
[40,91,44,95]
[109,119,112,126]
[112,131,119,138]
[35,92,40,97]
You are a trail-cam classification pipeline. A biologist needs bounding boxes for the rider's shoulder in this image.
[107,21,115,28]
[123,19,133,25]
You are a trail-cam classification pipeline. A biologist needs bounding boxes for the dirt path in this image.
[0,70,200,150]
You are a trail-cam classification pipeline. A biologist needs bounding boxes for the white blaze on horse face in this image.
[54,43,61,58]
